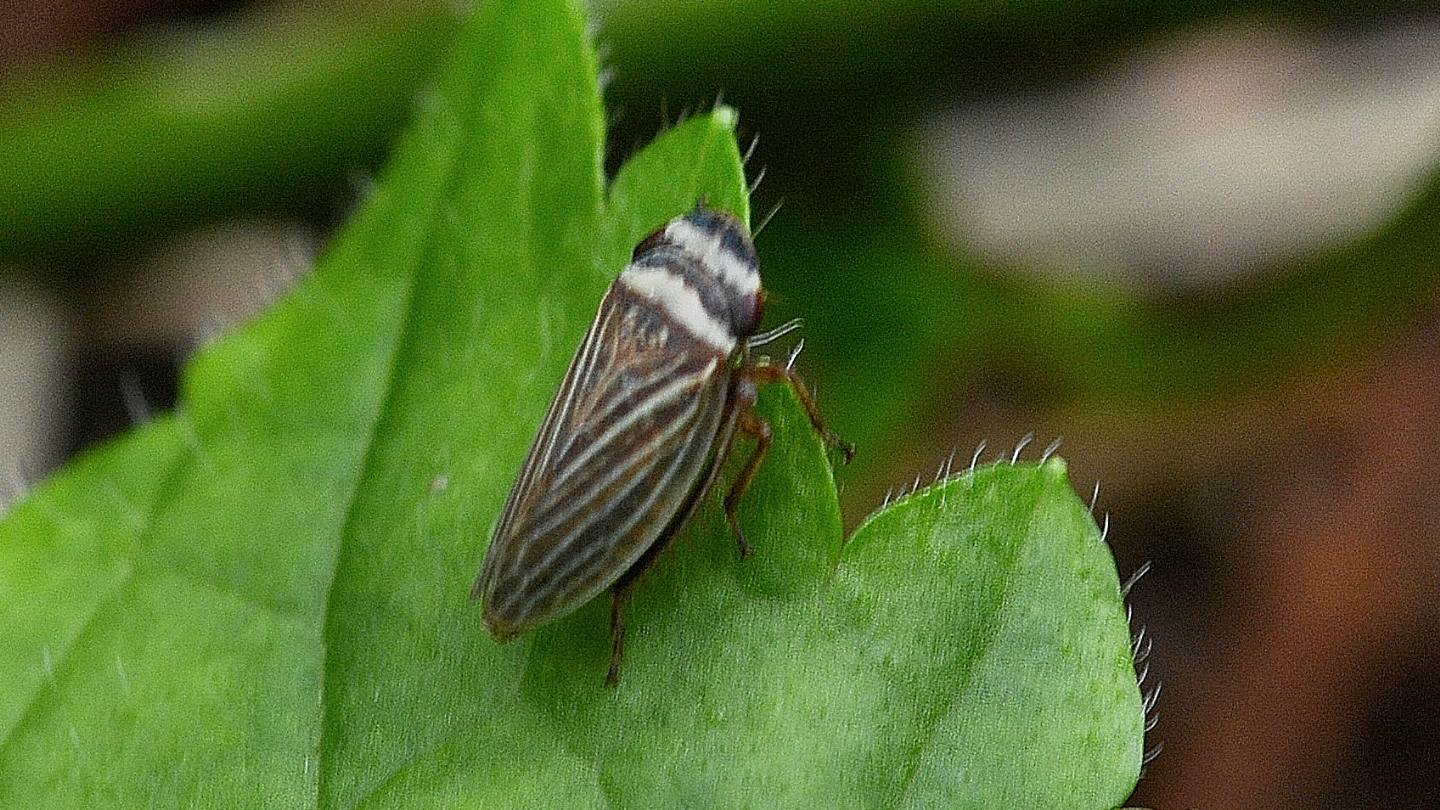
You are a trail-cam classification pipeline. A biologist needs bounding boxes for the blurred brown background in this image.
[3,1,1439,807]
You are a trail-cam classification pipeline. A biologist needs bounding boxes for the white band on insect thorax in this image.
[664,219,761,295]
[620,266,736,352]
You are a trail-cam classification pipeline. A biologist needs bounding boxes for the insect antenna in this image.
[746,318,803,349]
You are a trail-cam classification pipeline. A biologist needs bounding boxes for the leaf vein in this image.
[890,516,1031,806]
[0,448,193,759]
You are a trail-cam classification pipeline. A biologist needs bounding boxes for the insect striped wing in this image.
[476,284,732,639]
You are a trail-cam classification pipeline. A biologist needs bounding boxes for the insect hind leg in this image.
[600,360,844,686]
[607,588,629,687]
[725,409,772,559]
[604,410,743,685]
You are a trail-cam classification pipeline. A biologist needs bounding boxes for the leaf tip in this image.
[1041,454,1069,478]
[710,104,738,130]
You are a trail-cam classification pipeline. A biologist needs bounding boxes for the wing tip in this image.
[473,569,521,641]
[483,607,524,643]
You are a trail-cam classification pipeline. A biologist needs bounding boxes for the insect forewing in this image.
[475,286,732,639]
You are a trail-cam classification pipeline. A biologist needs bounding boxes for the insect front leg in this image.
[607,587,630,687]
[744,362,855,463]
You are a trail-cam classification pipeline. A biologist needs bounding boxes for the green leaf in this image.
[0,0,1140,806]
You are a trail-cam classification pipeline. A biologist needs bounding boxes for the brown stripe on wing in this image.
[492,298,716,583]
[518,362,714,546]
[479,283,734,638]
[484,356,730,637]
[527,398,727,622]
[474,286,624,603]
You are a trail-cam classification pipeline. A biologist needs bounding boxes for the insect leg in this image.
[603,376,753,685]
[744,362,855,462]
[725,409,772,559]
[607,587,630,687]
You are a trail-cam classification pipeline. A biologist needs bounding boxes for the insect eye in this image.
[632,229,668,260]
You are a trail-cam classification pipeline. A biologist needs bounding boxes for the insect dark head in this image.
[631,229,668,260]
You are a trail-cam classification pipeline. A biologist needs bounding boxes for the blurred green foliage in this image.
[762,168,1440,453]
[3,0,1436,465]
[0,0,455,261]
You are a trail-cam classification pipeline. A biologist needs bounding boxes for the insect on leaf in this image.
[0,0,1142,806]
